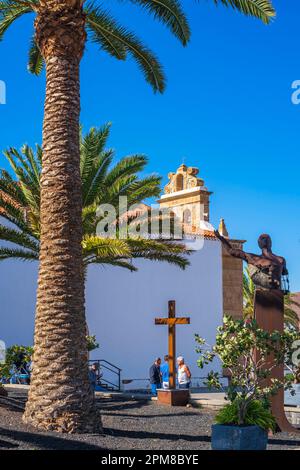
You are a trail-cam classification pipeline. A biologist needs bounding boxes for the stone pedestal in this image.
[157,389,190,406]
[254,289,299,433]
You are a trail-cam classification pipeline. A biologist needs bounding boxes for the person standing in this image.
[149,357,162,396]
[177,356,191,389]
[160,355,169,389]
[89,362,99,392]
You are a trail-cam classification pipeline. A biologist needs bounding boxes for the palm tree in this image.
[243,266,300,329]
[0,123,189,271]
[0,0,276,432]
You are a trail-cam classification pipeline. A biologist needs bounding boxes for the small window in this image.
[183,209,191,225]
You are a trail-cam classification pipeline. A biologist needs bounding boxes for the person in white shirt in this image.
[177,356,191,389]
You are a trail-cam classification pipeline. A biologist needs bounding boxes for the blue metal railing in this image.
[89,359,122,392]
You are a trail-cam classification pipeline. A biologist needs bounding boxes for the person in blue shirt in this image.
[160,355,169,389]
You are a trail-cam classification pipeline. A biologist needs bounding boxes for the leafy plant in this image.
[215,399,276,431]
[0,345,33,381]
[196,316,300,429]
[86,335,99,352]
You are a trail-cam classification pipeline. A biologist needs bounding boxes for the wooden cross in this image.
[155,300,190,390]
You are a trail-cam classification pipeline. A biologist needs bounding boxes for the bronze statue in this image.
[214,231,289,293]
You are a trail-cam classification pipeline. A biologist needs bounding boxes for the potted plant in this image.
[196,316,299,450]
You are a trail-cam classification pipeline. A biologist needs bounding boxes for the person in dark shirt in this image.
[149,357,162,396]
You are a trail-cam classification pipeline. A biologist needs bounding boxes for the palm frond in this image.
[86,3,165,93]
[82,149,114,206]
[0,170,27,207]
[85,2,127,60]
[127,0,190,45]
[0,224,39,251]
[0,247,38,262]
[86,257,137,271]
[0,1,33,41]
[0,194,30,233]
[212,0,275,24]
[80,124,111,182]
[104,155,148,187]
[80,125,114,205]
[126,238,190,270]
[82,235,132,259]
[28,35,44,75]
[123,175,162,205]
[3,147,40,213]
[21,144,41,185]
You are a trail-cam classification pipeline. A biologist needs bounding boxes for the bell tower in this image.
[157,164,213,232]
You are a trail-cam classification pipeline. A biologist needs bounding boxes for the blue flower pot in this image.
[211,424,268,450]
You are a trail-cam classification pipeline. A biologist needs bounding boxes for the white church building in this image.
[1,164,244,390]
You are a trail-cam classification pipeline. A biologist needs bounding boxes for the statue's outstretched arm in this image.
[214,230,248,262]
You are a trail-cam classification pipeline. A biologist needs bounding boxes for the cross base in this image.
[157,389,190,407]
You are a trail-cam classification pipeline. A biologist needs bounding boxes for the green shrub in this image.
[0,345,33,380]
[216,400,276,432]
[86,335,99,352]
[196,316,300,428]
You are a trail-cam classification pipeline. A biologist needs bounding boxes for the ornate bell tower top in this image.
[158,163,213,231]
[164,164,205,194]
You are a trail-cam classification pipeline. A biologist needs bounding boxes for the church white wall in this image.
[87,238,223,390]
[0,259,37,347]
[0,215,37,348]
[0,228,223,390]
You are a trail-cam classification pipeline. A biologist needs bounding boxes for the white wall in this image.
[0,235,223,390]
[87,238,223,389]
[1,260,37,347]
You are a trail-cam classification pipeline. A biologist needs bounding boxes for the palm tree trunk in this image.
[23,1,101,433]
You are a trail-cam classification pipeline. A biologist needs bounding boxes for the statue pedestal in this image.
[157,389,190,406]
[254,289,299,433]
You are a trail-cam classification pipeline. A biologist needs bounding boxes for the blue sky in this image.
[0,0,299,290]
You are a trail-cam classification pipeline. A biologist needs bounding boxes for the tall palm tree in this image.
[0,124,189,271]
[0,0,276,432]
[243,266,300,329]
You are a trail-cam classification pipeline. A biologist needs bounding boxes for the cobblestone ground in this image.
[0,393,300,450]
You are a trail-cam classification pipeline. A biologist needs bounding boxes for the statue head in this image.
[258,234,272,251]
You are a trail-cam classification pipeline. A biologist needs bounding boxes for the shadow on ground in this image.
[103,427,211,443]
[0,427,105,450]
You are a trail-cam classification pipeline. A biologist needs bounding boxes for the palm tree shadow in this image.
[268,437,300,447]
[104,427,211,443]
[98,400,148,412]
[100,411,200,419]
[0,427,105,450]
[0,439,19,449]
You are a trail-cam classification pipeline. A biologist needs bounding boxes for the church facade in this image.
[0,164,245,390]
